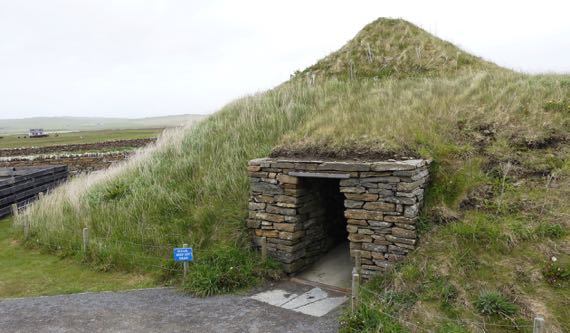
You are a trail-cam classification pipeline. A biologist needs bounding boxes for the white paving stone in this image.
[292,296,349,317]
[250,287,348,317]
[249,289,298,307]
[281,288,328,310]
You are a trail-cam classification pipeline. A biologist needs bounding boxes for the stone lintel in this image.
[288,171,351,179]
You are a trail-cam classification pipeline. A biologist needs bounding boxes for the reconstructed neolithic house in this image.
[247,158,429,280]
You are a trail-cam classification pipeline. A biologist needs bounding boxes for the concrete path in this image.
[0,282,342,333]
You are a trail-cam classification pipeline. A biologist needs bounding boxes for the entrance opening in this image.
[296,178,352,289]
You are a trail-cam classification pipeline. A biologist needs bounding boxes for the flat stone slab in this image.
[250,287,348,317]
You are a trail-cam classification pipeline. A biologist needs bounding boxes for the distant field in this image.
[0,129,161,149]
[0,114,206,135]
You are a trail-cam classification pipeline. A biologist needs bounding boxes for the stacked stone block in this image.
[247,158,429,279]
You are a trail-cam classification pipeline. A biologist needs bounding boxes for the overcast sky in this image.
[0,0,569,119]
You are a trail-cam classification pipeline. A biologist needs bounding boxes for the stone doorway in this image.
[247,158,429,281]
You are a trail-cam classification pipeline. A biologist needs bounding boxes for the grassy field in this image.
[0,114,205,135]
[0,218,154,298]
[0,129,161,149]
[13,18,570,331]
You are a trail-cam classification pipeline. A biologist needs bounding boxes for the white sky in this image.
[0,0,569,119]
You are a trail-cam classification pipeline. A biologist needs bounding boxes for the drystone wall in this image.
[0,152,130,176]
[247,158,430,280]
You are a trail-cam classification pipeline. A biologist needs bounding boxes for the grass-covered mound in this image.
[15,18,569,331]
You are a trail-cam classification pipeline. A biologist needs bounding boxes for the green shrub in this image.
[535,224,566,239]
[474,291,518,318]
[543,262,570,287]
[182,246,279,297]
[339,302,406,333]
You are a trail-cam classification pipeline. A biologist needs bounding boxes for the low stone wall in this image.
[247,158,429,280]
[0,152,130,176]
[0,138,156,157]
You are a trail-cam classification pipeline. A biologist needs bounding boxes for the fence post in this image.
[261,237,267,262]
[82,227,89,253]
[351,267,360,312]
[11,204,18,217]
[183,243,189,278]
[38,192,44,200]
[533,316,545,333]
[24,218,30,240]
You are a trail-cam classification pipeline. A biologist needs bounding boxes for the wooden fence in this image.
[0,166,68,218]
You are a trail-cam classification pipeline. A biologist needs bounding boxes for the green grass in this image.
[0,129,162,149]
[12,17,570,331]
[0,218,155,298]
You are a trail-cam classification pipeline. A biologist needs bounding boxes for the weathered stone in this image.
[266,205,296,216]
[344,200,364,208]
[384,216,417,224]
[276,202,297,208]
[339,179,360,186]
[272,162,295,168]
[250,171,269,178]
[250,177,260,183]
[386,253,406,262]
[344,193,379,201]
[339,186,366,193]
[277,242,306,252]
[273,223,300,232]
[253,194,275,203]
[348,234,372,243]
[279,230,305,241]
[247,165,261,172]
[363,201,396,212]
[394,223,416,230]
[277,174,298,184]
[358,228,374,235]
[382,196,417,205]
[362,243,387,253]
[404,204,419,218]
[392,227,416,238]
[275,195,298,204]
[255,229,279,238]
[386,235,416,245]
[397,180,424,192]
[344,209,383,220]
[248,202,266,211]
[347,219,368,226]
[351,250,372,259]
[346,225,359,233]
[318,162,370,172]
[362,264,386,271]
[251,182,283,195]
[368,221,392,228]
[371,161,416,171]
[250,212,285,223]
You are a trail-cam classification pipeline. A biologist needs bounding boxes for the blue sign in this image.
[173,248,193,262]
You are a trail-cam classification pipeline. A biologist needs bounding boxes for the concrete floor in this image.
[296,241,353,289]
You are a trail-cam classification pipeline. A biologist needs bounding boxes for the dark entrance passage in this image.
[295,178,352,289]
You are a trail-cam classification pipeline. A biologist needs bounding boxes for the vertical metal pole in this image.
[261,237,267,262]
[351,267,360,312]
[82,227,89,253]
[533,316,545,333]
[183,243,189,278]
